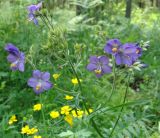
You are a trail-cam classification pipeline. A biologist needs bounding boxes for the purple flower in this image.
[28,70,53,94]
[27,2,42,25]
[87,56,112,78]
[104,39,142,66]
[104,39,121,55]
[135,44,142,57]
[5,43,25,72]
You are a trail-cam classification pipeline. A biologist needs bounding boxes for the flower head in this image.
[21,125,38,135]
[27,128,38,135]
[50,111,60,119]
[28,70,53,94]
[89,108,93,113]
[5,43,25,72]
[135,44,142,57]
[8,115,17,125]
[85,108,93,115]
[27,2,42,25]
[21,125,30,134]
[71,78,82,85]
[114,43,142,66]
[104,39,121,55]
[87,56,112,78]
[34,136,42,138]
[64,114,73,127]
[65,95,74,100]
[53,73,60,80]
[72,109,84,118]
[33,104,42,111]
[61,105,72,115]
[104,39,142,66]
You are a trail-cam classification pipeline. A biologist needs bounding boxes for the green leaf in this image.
[58,130,74,138]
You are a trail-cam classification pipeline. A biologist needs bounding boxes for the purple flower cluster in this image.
[87,39,142,78]
[5,44,52,94]
[5,1,144,93]
[5,44,25,72]
[27,2,42,25]
[104,39,142,66]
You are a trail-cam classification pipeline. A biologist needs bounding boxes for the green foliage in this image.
[0,0,159,138]
[58,129,92,138]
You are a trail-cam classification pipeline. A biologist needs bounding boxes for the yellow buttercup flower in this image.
[50,111,60,119]
[34,135,42,138]
[61,105,72,115]
[64,114,73,127]
[33,104,42,111]
[89,108,93,113]
[71,78,82,85]
[53,74,60,80]
[27,128,38,135]
[85,108,93,115]
[72,109,84,118]
[8,115,17,125]
[21,125,30,134]
[21,125,38,135]
[65,95,74,100]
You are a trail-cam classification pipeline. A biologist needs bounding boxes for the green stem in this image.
[109,73,130,138]
[108,56,116,101]
[39,14,50,30]
[65,50,104,138]
[44,15,54,30]
[39,94,47,135]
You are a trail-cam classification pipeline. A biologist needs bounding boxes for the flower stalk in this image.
[109,73,131,137]
[108,55,116,101]
[39,94,48,136]
[65,49,104,137]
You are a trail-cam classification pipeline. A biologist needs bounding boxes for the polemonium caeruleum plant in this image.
[4,1,150,138]
[85,38,146,137]
[104,39,142,66]
[5,43,25,72]
[27,2,42,25]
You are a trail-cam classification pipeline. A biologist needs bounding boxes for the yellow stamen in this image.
[136,49,139,54]
[10,63,16,67]
[112,47,118,53]
[36,84,41,90]
[94,70,101,74]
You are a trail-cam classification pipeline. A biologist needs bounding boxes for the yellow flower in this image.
[27,128,38,135]
[21,125,38,135]
[64,114,73,127]
[65,95,74,100]
[53,74,60,80]
[89,108,93,113]
[21,125,30,134]
[8,115,17,125]
[61,105,72,115]
[71,78,82,85]
[33,104,42,111]
[85,108,93,115]
[34,135,42,138]
[50,111,60,119]
[72,109,84,118]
